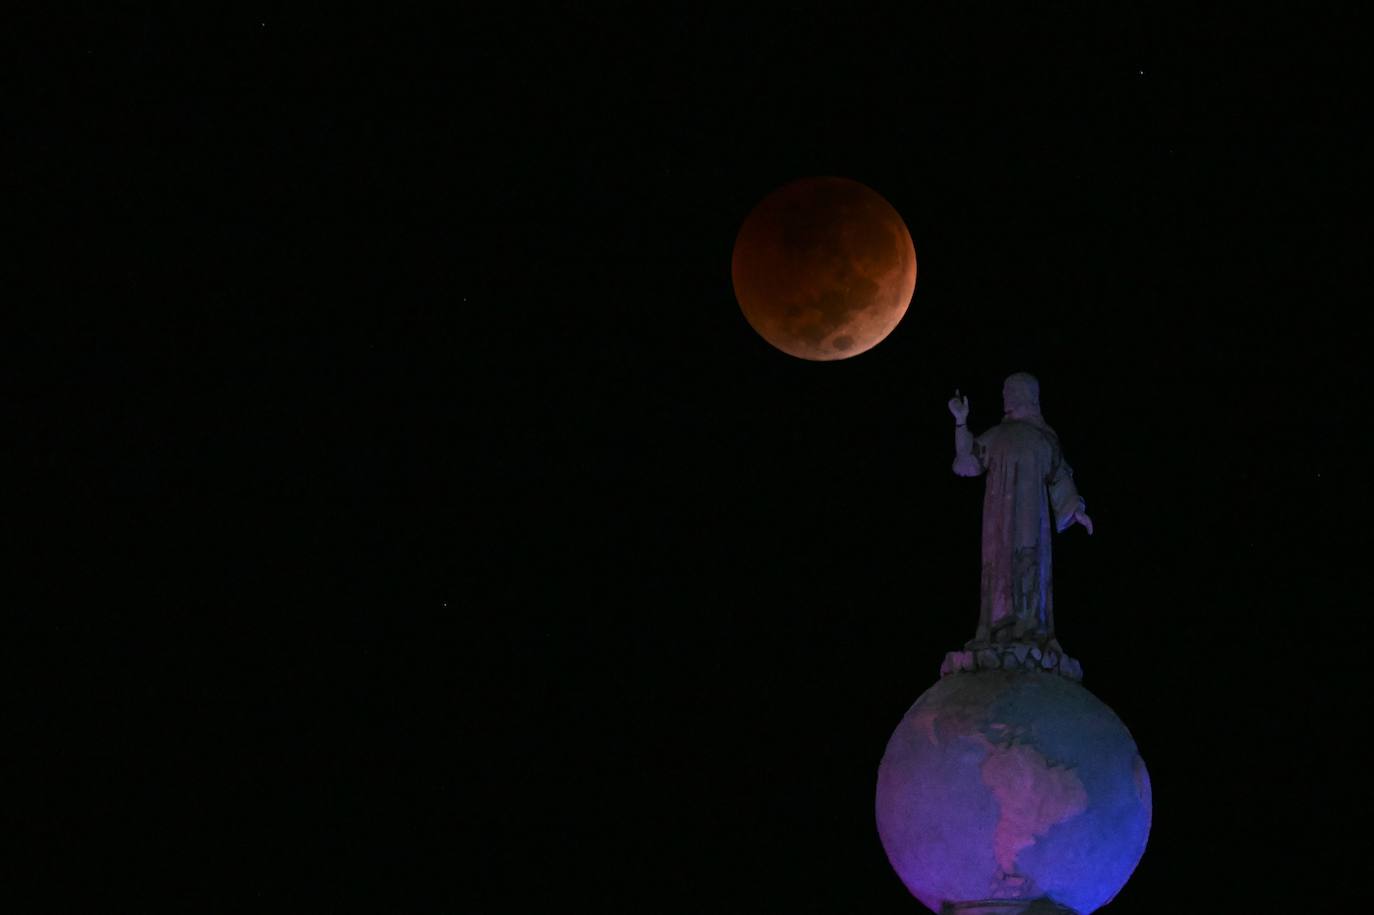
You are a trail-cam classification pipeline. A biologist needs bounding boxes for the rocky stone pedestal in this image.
[940,640,1083,680]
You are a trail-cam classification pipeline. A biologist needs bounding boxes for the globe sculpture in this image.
[875,376,1151,914]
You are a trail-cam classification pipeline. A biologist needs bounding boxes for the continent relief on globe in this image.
[980,741,1088,886]
[876,671,1152,914]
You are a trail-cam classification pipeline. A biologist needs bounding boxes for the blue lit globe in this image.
[875,670,1151,914]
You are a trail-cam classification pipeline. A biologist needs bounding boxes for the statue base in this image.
[940,640,1083,680]
[941,901,1078,915]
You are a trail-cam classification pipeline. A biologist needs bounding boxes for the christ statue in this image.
[949,373,1094,646]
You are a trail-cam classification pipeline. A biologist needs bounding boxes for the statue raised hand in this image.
[947,389,970,425]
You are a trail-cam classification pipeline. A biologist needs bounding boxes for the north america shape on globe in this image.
[876,671,1152,915]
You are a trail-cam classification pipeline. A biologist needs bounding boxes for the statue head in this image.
[1002,372,1041,418]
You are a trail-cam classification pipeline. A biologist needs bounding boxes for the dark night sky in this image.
[14,5,1368,910]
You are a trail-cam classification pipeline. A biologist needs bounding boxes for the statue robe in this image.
[956,417,1084,643]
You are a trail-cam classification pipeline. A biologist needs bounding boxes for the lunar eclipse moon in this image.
[731,177,917,361]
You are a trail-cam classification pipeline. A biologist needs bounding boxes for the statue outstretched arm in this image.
[1048,451,1093,534]
[949,390,983,477]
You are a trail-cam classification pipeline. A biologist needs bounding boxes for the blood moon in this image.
[731,177,916,361]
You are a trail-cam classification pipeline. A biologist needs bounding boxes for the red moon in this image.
[731,177,917,361]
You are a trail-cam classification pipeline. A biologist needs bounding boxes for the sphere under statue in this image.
[875,375,1151,914]
[876,671,1151,914]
